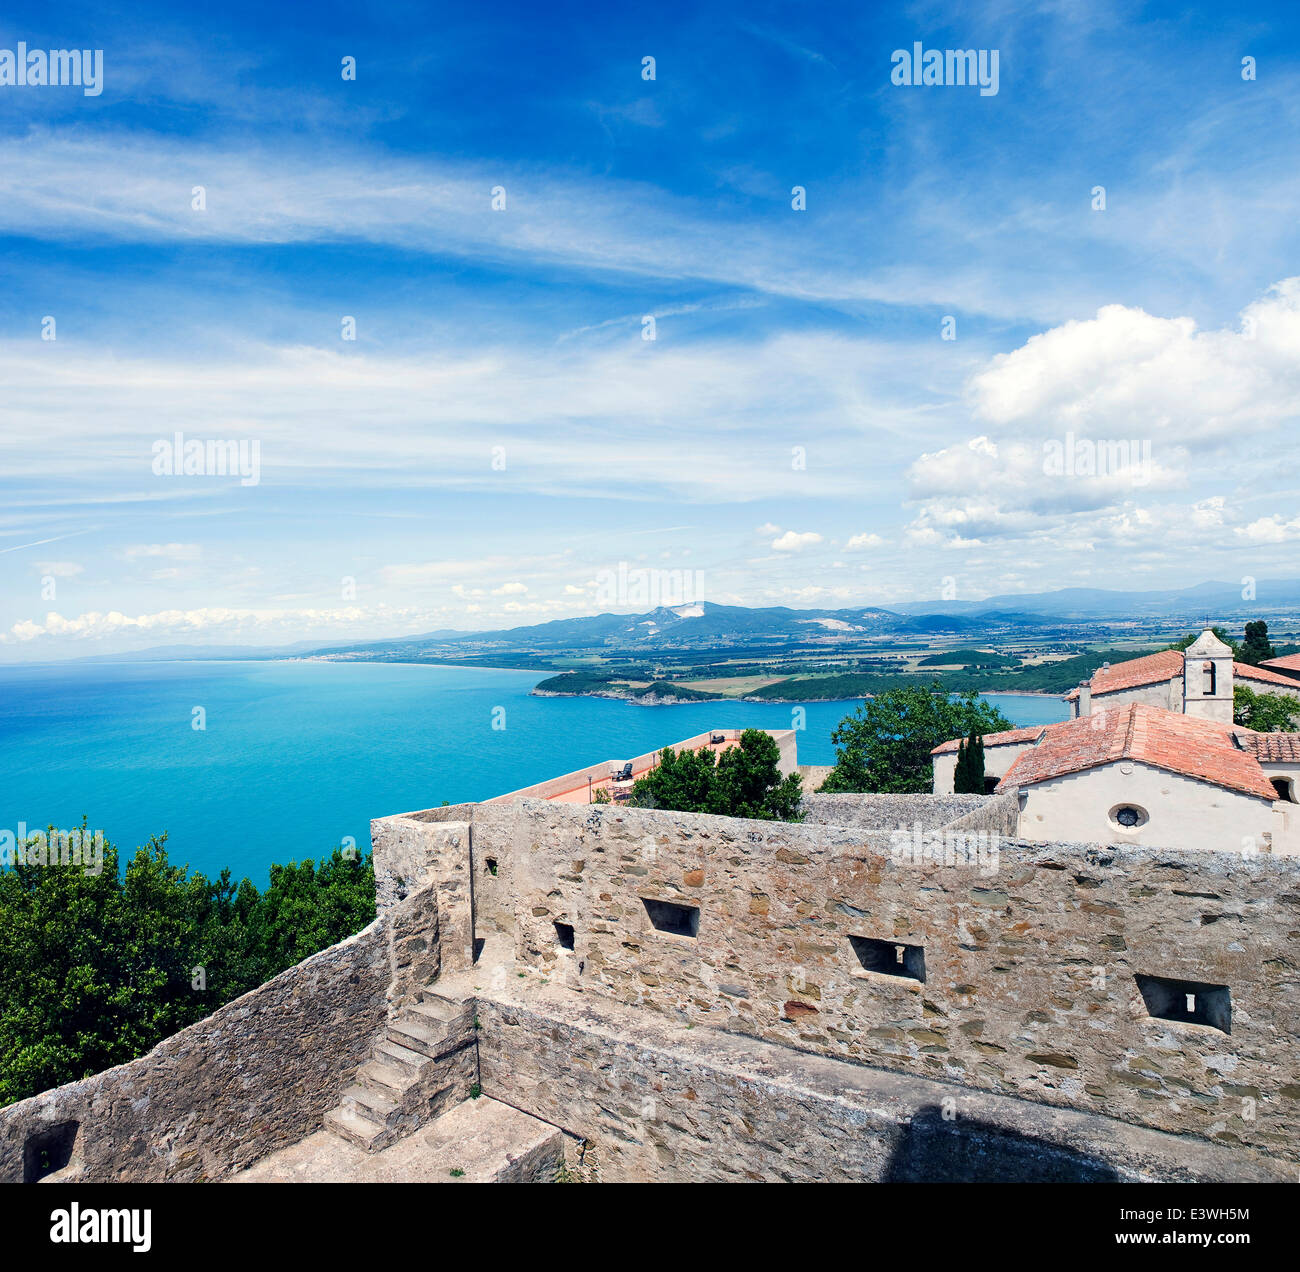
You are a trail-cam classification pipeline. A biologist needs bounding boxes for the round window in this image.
[1109,804,1148,830]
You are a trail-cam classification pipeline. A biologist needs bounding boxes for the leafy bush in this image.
[629,729,803,821]
[1234,685,1300,732]
[822,685,1012,793]
[0,829,375,1107]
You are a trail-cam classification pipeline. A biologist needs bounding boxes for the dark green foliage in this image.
[916,649,1019,669]
[632,681,719,701]
[533,672,722,701]
[1240,621,1275,667]
[821,685,1012,794]
[0,828,375,1108]
[629,728,804,821]
[953,730,987,793]
[630,744,717,813]
[533,672,629,695]
[1234,685,1300,732]
[535,644,1189,702]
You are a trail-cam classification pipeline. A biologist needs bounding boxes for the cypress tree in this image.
[954,730,986,793]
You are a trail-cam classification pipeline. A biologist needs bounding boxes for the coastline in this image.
[532,685,1066,706]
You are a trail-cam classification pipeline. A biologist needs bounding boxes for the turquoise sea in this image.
[0,661,1069,883]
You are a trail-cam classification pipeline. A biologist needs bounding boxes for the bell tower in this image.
[1182,626,1234,723]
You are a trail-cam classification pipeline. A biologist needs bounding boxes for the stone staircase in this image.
[323,988,477,1153]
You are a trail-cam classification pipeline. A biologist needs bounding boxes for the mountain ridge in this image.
[36,579,1300,664]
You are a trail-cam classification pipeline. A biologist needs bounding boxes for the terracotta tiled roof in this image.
[1237,733,1300,763]
[1061,649,1300,702]
[996,703,1279,801]
[1234,661,1300,689]
[1092,649,1185,695]
[1263,653,1300,675]
[1064,649,1185,701]
[931,725,1047,756]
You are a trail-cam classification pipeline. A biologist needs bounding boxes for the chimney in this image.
[1077,680,1091,717]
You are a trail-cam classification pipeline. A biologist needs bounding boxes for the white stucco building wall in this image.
[1014,760,1280,853]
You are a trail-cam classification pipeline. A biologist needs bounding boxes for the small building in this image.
[1064,627,1300,721]
[995,703,1300,853]
[931,629,1300,850]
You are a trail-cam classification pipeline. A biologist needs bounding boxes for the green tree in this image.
[630,729,803,821]
[953,730,987,793]
[629,744,718,814]
[821,684,1012,794]
[1234,685,1300,732]
[1240,621,1275,667]
[0,829,375,1108]
[712,729,804,821]
[245,851,378,977]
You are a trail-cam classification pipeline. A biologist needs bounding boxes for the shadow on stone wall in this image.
[884,1106,1121,1182]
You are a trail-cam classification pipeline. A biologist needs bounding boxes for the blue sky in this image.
[3,0,1300,657]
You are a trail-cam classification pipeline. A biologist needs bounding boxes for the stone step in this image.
[357,1060,417,1101]
[409,1098,566,1183]
[409,998,460,1027]
[388,1016,450,1058]
[418,989,467,1016]
[340,1082,399,1124]
[374,1039,429,1076]
[322,1106,387,1153]
[237,1098,566,1183]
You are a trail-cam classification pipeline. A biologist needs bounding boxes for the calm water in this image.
[0,661,1068,883]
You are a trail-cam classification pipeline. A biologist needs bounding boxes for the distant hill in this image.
[52,580,1300,667]
[302,600,1048,661]
[890,580,1300,619]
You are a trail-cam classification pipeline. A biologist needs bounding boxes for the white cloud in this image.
[970,280,1300,446]
[1237,514,1300,544]
[0,131,994,315]
[0,331,940,516]
[2,605,422,644]
[897,284,1300,559]
[844,533,885,550]
[771,530,823,552]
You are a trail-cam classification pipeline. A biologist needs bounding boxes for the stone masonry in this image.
[3,789,1297,1183]
[373,792,1300,1173]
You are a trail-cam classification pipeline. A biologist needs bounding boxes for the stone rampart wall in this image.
[0,883,440,1182]
[411,798,1300,1164]
[470,979,1291,1182]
